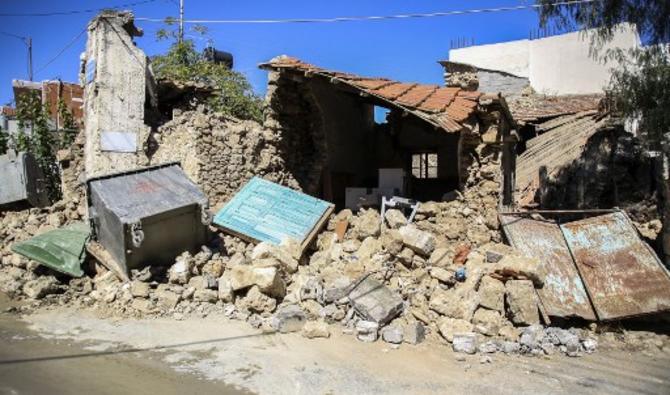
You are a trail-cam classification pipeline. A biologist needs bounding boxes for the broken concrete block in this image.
[478,341,498,354]
[493,255,545,286]
[355,210,381,240]
[302,320,331,339]
[22,276,60,299]
[472,308,503,337]
[130,281,150,298]
[501,341,521,354]
[271,304,307,333]
[322,275,352,303]
[398,225,436,256]
[239,286,277,314]
[356,237,382,260]
[438,317,474,343]
[229,265,286,298]
[428,247,451,267]
[384,209,407,229]
[429,267,455,284]
[429,287,479,321]
[397,247,415,268]
[498,325,521,342]
[582,338,598,353]
[218,275,234,303]
[519,324,546,350]
[381,325,404,344]
[193,289,218,303]
[348,277,404,325]
[155,289,181,309]
[403,321,426,345]
[299,276,323,302]
[477,276,505,313]
[380,229,403,255]
[251,241,299,274]
[168,254,193,285]
[355,320,379,342]
[452,333,477,354]
[505,280,540,326]
[131,298,154,313]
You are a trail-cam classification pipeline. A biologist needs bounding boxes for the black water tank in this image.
[203,47,233,69]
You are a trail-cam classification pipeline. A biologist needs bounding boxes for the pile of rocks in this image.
[1,187,669,359]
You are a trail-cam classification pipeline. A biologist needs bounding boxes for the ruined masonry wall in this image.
[151,110,299,209]
[81,12,150,178]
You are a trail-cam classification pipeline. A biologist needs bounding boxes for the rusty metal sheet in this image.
[561,211,670,320]
[500,215,596,320]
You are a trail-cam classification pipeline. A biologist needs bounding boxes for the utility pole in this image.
[178,0,184,43]
[27,37,33,81]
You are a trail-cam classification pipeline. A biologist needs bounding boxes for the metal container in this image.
[0,151,49,208]
[86,163,210,274]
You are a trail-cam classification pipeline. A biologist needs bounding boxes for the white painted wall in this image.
[451,40,530,78]
[449,25,641,95]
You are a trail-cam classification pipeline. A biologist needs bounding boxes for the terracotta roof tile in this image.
[350,79,393,90]
[395,84,439,108]
[373,83,417,100]
[260,56,487,133]
[418,87,459,112]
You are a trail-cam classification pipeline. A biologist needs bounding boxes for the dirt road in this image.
[1,296,668,395]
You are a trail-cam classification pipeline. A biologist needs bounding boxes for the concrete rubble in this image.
[4,194,669,359]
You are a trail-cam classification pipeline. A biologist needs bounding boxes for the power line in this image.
[34,28,87,77]
[135,0,596,25]
[0,0,159,17]
[0,30,27,40]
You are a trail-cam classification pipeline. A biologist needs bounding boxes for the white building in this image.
[449,25,640,95]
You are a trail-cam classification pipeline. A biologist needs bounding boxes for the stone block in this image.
[348,277,403,325]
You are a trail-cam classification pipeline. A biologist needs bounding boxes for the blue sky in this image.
[0,0,547,106]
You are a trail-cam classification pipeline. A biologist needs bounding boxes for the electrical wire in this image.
[0,30,27,40]
[135,0,596,24]
[0,0,159,17]
[34,28,87,77]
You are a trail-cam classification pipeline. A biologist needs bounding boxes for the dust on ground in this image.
[2,299,668,395]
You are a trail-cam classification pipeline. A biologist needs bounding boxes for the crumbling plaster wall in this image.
[81,11,151,178]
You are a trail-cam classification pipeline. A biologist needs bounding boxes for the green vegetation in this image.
[151,19,263,122]
[57,98,78,149]
[15,90,61,202]
[0,128,7,155]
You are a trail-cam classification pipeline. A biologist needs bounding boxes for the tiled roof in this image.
[508,94,603,123]
[260,56,486,132]
[0,106,16,117]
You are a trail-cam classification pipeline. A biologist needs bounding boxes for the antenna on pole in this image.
[178,0,184,43]
[27,37,33,81]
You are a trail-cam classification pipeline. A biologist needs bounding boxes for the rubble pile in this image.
[150,109,302,208]
[0,200,86,296]
[4,199,669,359]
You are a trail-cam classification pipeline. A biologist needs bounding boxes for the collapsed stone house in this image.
[152,55,517,218]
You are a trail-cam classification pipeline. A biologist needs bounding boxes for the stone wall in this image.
[151,109,299,209]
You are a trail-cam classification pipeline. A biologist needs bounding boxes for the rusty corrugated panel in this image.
[500,215,597,320]
[561,211,670,320]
